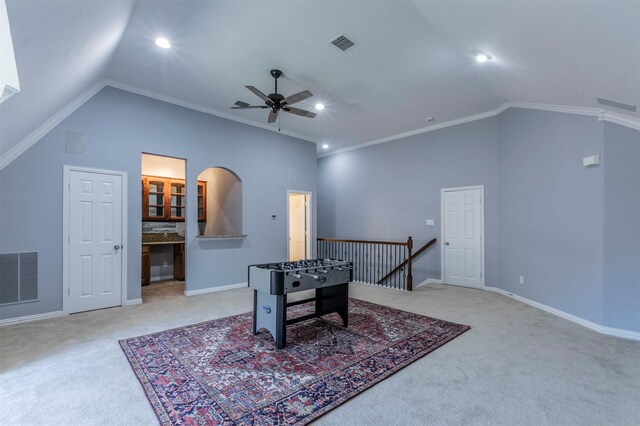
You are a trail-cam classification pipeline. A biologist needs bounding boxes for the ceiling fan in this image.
[231,69,317,123]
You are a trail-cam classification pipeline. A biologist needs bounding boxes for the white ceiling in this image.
[2,0,639,157]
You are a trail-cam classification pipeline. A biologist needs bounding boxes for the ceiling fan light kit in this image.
[231,69,317,123]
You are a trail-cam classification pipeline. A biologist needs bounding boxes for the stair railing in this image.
[317,236,436,291]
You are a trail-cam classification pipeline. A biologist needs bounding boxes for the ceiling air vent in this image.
[597,97,636,112]
[330,34,357,52]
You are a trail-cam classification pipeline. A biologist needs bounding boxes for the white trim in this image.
[484,287,640,341]
[104,79,319,145]
[287,190,313,261]
[3,79,639,170]
[507,101,602,117]
[63,165,128,315]
[441,185,485,289]
[319,103,510,158]
[599,110,640,131]
[184,282,247,296]
[319,101,640,158]
[350,280,407,291]
[0,310,64,327]
[415,278,443,288]
[0,79,107,171]
[125,298,142,306]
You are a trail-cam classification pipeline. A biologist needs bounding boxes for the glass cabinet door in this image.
[146,179,166,219]
[170,181,185,220]
[197,181,206,222]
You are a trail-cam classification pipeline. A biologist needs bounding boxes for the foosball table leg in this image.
[315,283,349,327]
[254,290,287,348]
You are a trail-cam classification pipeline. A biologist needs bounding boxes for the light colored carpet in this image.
[1,281,639,425]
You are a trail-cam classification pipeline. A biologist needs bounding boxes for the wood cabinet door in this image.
[143,177,167,221]
[168,179,186,221]
[197,181,207,222]
[173,243,185,281]
[141,245,151,286]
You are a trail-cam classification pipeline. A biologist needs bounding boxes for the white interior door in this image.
[289,193,307,261]
[442,187,484,288]
[67,169,124,313]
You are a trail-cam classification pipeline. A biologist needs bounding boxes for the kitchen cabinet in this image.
[142,175,206,222]
[141,245,150,286]
[141,242,185,284]
[173,243,185,281]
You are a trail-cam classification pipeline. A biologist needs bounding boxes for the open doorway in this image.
[141,153,186,301]
[288,191,311,261]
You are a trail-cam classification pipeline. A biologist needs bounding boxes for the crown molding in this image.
[599,110,640,131]
[319,101,640,158]
[318,102,511,158]
[506,101,602,116]
[2,79,639,170]
[103,79,319,145]
[0,79,107,171]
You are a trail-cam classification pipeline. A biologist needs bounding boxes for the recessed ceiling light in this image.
[315,103,325,111]
[426,117,434,122]
[322,144,329,149]
[155,37,171,49]
[475,52,491,63]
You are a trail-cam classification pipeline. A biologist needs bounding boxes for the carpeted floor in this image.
[1,281,639,425]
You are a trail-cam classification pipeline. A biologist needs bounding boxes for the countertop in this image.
[142,233,185,245]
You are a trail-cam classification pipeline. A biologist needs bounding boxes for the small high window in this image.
[197,167,243,237]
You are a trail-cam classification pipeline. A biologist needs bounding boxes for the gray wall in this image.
[0,86,317,320]
[603,122,640,331]
[318,117,499,285]
[318,108,640,332]
[496,109,604,324]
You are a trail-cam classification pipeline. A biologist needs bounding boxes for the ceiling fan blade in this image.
[246,86,271,103]
[268,110,278,123]
[230,106,268,109]
[283,106,316,118]
[234,101,250,107]
[281,90,313,106]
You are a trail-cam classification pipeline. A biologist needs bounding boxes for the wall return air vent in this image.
[330,34,358,52]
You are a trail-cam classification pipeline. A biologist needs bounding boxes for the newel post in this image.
[406,236,413,291]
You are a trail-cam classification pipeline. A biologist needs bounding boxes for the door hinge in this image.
[68,288,70,296]
[68,183,71,190]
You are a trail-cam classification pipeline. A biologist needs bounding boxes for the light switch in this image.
[426,219,435,226]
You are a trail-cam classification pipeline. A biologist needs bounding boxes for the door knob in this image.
[114,245,121,250]
[444,242,450,245]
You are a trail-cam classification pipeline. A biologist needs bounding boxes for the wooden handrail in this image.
[377,238,437,286]
[317,237,409,246]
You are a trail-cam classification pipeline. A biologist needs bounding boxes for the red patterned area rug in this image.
[120,298,469,425]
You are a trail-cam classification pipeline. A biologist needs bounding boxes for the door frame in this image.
[63,165,128,315]
[440,185,485,288]
[287,190,312,261]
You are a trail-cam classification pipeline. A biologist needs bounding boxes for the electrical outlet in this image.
[519,276,524,285]
[426,219,435,226]
[163,261,168,267]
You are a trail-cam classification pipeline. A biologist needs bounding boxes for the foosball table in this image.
[248,258,353,349]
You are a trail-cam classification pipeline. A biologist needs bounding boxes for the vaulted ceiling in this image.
[2,0,639,159]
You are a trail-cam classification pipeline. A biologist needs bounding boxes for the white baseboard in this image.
[150,275,174,282]
[351,280,407,291]
[484,286,640,341]
[0,310,65,326]
[184,282,247,296]
[125,298,142,306]
[415,278,443,288]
